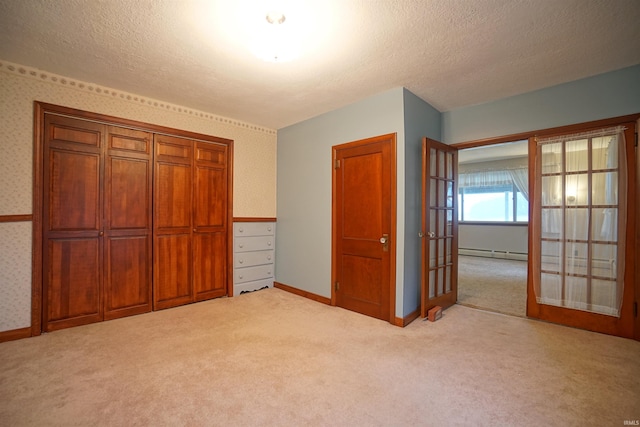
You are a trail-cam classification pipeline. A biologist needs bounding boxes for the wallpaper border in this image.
[0,59,276,135]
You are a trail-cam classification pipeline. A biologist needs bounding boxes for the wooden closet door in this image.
[104,126,153,320]
[154,135,193,309]
[43,115,104,331]
[193,142,229,300]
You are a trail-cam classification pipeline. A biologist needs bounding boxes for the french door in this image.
[528,122,637,338]
[421,138,458,317]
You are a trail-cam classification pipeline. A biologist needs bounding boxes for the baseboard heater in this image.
[459,248,527,261]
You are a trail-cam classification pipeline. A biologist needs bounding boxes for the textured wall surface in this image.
[0,60,277,332]
[0,222,31,331]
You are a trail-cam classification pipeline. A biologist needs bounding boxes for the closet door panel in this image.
[107,157,150,229]
[43,114,104,331]
[194,232,227,300]
[194,166,227,228]
[45,238,102,330]
[193,142,229,299]
[48,150,100,232]
[154,135,194,309]
[104,235,151,319]
[155,234,192,309]
[104,126,153,319]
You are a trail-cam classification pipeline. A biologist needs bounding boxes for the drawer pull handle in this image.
[267,256,272,260]
[267,227,272,232]
[267,271,271,275]
[239,227,244,233]
[239,259,244,264]
[267,241,272,246]
[239,244,244,248]
[239,275,243,280]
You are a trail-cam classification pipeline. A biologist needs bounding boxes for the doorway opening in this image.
[456,140,529,317]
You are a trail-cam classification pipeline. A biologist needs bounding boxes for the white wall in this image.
[459,224,528,254]
[0,60,277,333]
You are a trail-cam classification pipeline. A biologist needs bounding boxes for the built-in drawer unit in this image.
[233,221,275,296]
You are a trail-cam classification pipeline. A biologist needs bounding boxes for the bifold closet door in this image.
[153,136,230,309]
[193,141,229,301]
[154,134,194,309]
[103,126,153,320]
[43,116,153,331]
[43,115,104,331]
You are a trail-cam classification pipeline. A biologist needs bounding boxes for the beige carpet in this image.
[1,288,639,426]
[458,255,527,317]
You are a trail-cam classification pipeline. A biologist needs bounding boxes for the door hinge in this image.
[634,301,638,318]
[635,132,638,147]
[334,159,340,169]
[335,281,340,291]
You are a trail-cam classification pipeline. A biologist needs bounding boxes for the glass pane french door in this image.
[529,123,636,338]
[421,138,458,318]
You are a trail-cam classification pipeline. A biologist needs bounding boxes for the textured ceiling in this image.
[1,0,639,130]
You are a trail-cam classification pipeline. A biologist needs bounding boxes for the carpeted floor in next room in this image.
[0,287,638,426]
[458,255,527,317]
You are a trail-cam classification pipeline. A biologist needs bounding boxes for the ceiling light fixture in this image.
[251,10,298,62]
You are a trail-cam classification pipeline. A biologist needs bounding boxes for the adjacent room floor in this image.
[457,255,527,317]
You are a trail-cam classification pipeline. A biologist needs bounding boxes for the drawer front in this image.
[234,235,274,252]
[233,278,273,296]
[234,264,274,284]
[234,222,275,237]
[234,250,274,268]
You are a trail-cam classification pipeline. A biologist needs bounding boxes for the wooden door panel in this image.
[45,238,101,330]
[155,163,191,229]
[193,232,227,301]
[104,235,151,319]
[154,234,192,309]
[342,153,383,239]
[48,118,102,148]
[107,157,150,230]
[194,166,226,229]
[195,142,227,166]
[333,135,395,322]
[108,126,151,154]
[48,150,100,232]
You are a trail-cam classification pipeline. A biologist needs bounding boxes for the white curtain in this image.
[459,167,528,197]
[534,126,626,317]
[508,168,529,201]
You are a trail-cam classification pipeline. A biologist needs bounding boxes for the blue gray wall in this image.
[442,64,640,144]
[401,89,441,316]
[276,88,405,312]
[276,65,639,322]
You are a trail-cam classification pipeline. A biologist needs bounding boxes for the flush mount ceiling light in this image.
[265,11,286,25]
[251,10,299,62]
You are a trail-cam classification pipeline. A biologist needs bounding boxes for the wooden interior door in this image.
[193,141,229,301]
[43,114,104,331]
[103,126,153,320]
[421,138,458,317]
[154,134,193,310]
[332,134,396,322]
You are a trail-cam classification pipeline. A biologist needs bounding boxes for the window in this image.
[458,170,529,222]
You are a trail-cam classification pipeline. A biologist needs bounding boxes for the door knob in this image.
[427,231,436,238]
[380,234,389,252]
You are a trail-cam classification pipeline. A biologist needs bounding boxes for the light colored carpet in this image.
[1,288,639,426]
[458,255,527,317]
